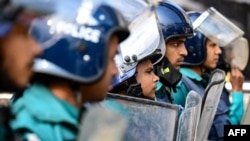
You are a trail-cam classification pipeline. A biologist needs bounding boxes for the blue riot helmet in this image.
[155,1,194,42]
[0,0,56,38]
[192,7,244,47]
[182,11,207,66]
[31,4,129,84]
[185,7,245,66]
[31,0,158,84]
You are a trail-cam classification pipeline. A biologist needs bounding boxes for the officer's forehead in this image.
[167,37,186,43]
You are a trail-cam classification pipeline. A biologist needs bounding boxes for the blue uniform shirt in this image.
[155,81,173,103]
[173,68,204,107]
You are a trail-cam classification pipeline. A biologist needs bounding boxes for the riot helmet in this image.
[183,7,245,66]
[155,1,194,43]
[32,0,159,84]
[183,11,207,66]
[112,44,164,88]
[31,1,130,84]
[111,10,165,98]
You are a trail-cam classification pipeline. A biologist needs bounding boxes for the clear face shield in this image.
[12,0,56,15]
[117,11,166,73]
[0,0,57,37]
[29,0,90,49]
[193,7,244,47]
[29,0,158,50]
[225,37,249,70]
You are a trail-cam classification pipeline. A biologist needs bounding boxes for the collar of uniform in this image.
[12,82,78,126]
[156,81,163,91]
[180,67,203,82]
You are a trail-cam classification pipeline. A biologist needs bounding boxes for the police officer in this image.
[10,1,130,140]
[172,11,244,141]
[217,43,245,125]
[110,34,163,100]
[154,1,194,103]
[109,7,165,100]
[0,0,56,140]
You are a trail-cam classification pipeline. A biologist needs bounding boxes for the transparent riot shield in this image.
[177,90,202,141]
[103,93,179,141]
[77,105,128,141]
[195,69,225,141]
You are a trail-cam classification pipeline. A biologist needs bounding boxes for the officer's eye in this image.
[146,67,154,74]
[169,42,179,47]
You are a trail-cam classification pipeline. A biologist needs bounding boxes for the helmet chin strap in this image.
[127,83,146,99]
[126,76,146,99]
[69,82,82,108]
[217,61,231,74]
[76,90,82,107]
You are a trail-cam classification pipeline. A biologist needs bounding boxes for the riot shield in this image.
[103,93,179,141]
[195,69,225,141]
[77,105,128,141]
[176,90,202,141]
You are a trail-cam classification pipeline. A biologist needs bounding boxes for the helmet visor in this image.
[193,7,244,47]
[29,0,158,49]
[12,0,56,15]
[230,37,249,70]
[119,11,165,65]
[0,0,57,37]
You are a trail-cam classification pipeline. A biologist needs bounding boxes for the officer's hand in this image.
[230,66,244,92]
